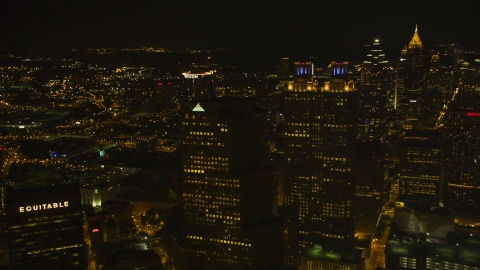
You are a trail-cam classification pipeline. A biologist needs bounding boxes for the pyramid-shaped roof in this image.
[192,103,205,112]
[408,24,423,49]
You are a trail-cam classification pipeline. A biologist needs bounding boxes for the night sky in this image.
[1,1,479,56]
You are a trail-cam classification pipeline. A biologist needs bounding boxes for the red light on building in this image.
[466,112,480,117]
[92,229,99,233]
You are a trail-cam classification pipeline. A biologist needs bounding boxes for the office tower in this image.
[394,47,407,110]
[397,130,442,208]
[404,24,424,94]
[182,99,283,269]
[363,38,388,70]
[155,80,179,112]
[420,52,443,121]
[442,110,480,211]
[419,52,451,122]
[355,41,392,240]
[429,52,440,75]
[278,57,290,78]
[283,62,316,265]
[357,65,392,141]
[284,62,357,260]
[5,184,87,269]
[428,44,457,102]
[459,65,477,90]
[182,67,217,101]
[396,25,426,129]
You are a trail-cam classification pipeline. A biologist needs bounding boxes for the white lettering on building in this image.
[18,201,70,213]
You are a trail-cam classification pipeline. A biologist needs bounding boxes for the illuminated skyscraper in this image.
[355,43,392,240]
[404,24,424,94]
[181,99,283,269]
[284,62,357,265]
[396,25,426,128]
[357,65,393,141]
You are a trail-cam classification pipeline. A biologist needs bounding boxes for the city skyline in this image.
[1,5,480,269]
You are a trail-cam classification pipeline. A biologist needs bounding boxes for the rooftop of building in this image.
[5,183,80,204]
[99,150,161,169]
[408,24,423,49]
[184,97,267,114]
[385,237,479,267]
[395,207,453,216]
[102,199,132,205]
[95,237,164,270]
[301,245,363,265]
[404,129,442,138]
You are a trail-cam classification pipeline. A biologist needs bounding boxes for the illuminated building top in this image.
[192,103,205,112]
[182,70,215,79]
[294,62,313,76]
[408,24,423,49]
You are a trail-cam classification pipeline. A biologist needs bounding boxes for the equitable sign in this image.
[19,201,69,212]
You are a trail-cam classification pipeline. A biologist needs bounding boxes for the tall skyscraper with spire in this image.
[396,25,426,129]
[405,24,424,94]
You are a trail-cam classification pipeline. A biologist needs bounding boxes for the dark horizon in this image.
[1,1,479,55]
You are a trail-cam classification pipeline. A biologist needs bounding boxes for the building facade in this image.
[442,110,480,211]
[5,184,87,269]
[398,130,442,208]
